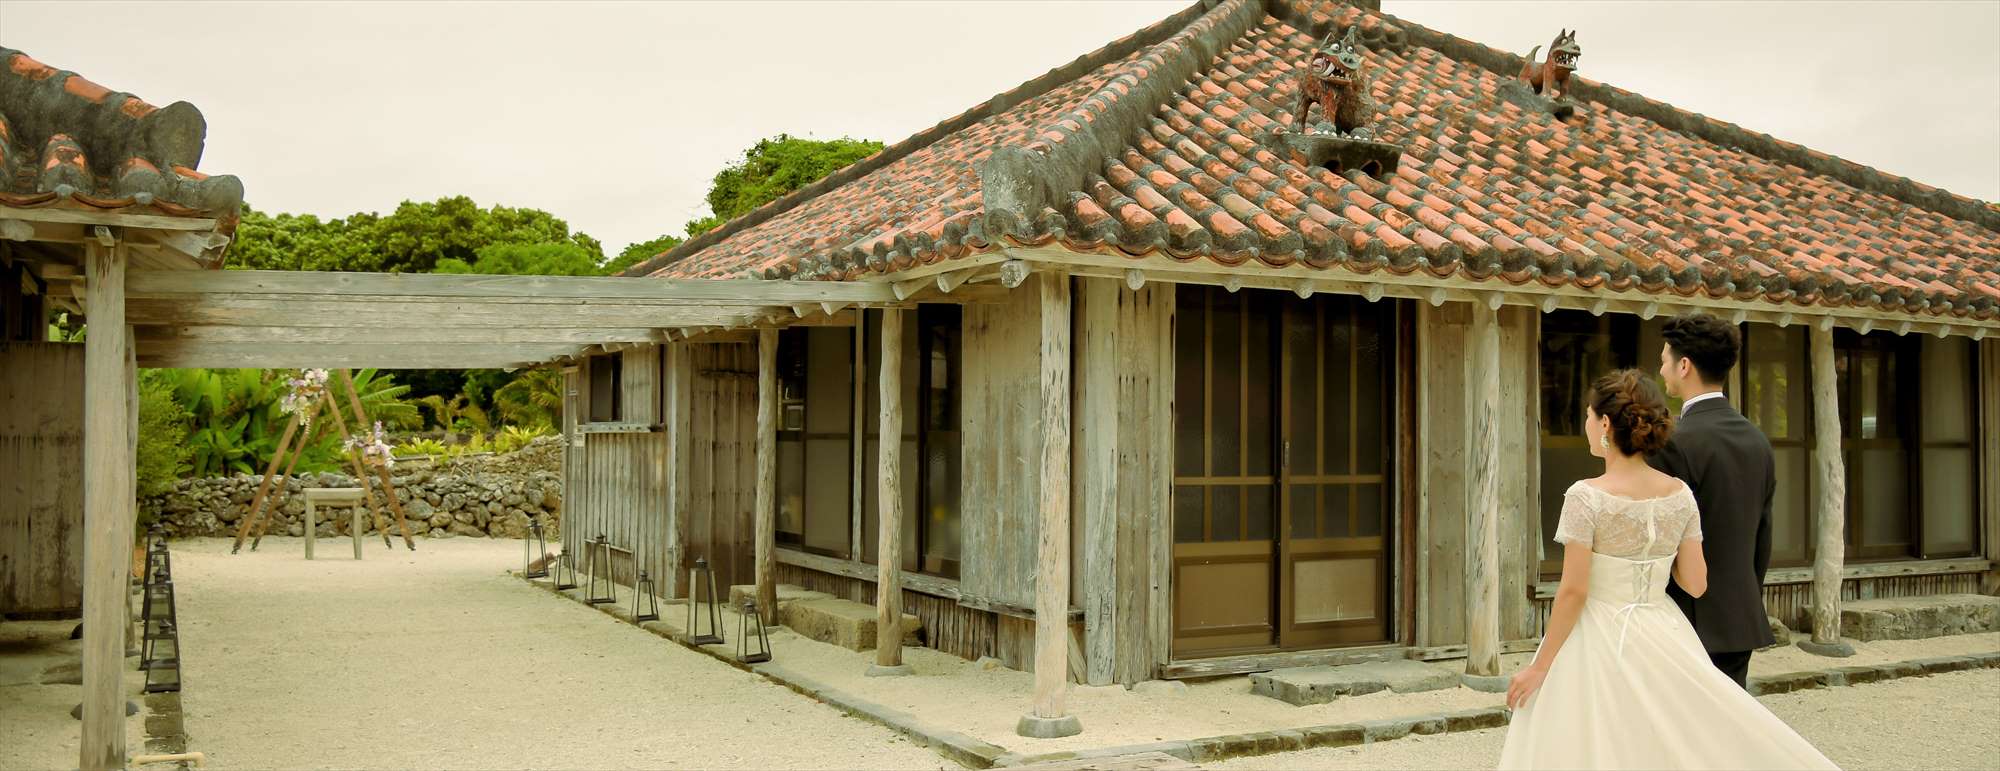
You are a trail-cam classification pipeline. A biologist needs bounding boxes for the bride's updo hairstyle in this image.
[1587,369,1674,456]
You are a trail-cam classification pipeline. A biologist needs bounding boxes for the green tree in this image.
[602,233,684,275]
[435,242,604,276]
[700,134,883,223]
[230,196,604,274]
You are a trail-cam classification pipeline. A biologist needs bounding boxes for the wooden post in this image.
[1019,273,1081,738]
[1982,339,2000,595]
[1803,326,1855,656]
[1463,302,1503,682]
[754,328,778,624]
[868,309,912,676]
[80,238,133,771]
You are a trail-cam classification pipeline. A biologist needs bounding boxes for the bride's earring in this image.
[1599,433,1609,449]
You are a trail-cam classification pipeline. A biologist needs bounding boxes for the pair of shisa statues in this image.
[1290,26,1581,139]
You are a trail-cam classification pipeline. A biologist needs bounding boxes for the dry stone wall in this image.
[144,437,563,540]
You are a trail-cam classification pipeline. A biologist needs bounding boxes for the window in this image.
[1536,311,1638,574]
[1737,327,1982,562]
[1741,324,1812,567]
[587,354,622,423]
[858,307,962,577]
[774,327,856,558]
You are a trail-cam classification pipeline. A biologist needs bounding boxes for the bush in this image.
[136,372,192,501]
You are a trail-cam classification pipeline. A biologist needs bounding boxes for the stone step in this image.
[1841,593,2000,641]
[780,597,923,652]
[725,583,833,614]
[1249,659,1459,706]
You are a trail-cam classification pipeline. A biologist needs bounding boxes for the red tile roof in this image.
[0,47,244,233]
[630,0,2000,323]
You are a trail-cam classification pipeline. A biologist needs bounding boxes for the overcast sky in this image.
[3,1,1995,256]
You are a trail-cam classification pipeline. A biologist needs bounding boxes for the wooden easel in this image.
[230,369,417,553]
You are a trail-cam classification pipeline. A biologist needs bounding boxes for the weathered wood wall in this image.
[960,285,1048,613]
[0,342,85,614]
[685,342,760,588]
[1073,278,1175,685]
[562,347,669,590]
[1414,303,1536,646]
[777,563,1003,661]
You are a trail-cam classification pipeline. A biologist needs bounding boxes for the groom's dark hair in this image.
[1660,313,1739,386]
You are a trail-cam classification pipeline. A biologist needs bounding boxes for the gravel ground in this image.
[170,537,951,770]
[1213,668,2000,770]
[0,619,149,771]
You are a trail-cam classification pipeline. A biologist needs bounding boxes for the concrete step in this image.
[779,596,923,652]
[1841,593,2000,641]
[1249,659,1459,706]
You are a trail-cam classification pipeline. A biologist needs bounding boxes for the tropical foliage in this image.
[135,372,192,500]
[145,368,417,477]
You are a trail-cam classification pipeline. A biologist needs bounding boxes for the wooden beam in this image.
[134,325,667,345]
[999,259,1030,289]
[127,268,897,304]
[1984,340,2000,594]
[135,341,586,369]
[80,239,133,771]
[873,308,910,674]
[1808,325,1851,652]
[127,297,757,329]
[1022,271,1080,737]
[754,328,778,624]
[1465,301,1502,679]
[1,207,218,232]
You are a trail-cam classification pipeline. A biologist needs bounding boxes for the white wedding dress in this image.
[1498,481,1837,770]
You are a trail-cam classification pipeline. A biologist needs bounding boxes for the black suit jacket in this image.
[1647,397,1777,653]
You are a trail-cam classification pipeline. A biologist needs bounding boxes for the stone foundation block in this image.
[726,583,833,615]
[1249,660,1458,705]
[779,597,921,651]
[1840,594,2000,641]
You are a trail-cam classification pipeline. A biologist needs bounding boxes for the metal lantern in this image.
[632,570,660,623]
[685,557,723,646]
[142,618,181,694]
[553,548,578,591]
[140,572,179,674]
[584,534,616,605]
[736,599,772,664]
[523,520,550,579]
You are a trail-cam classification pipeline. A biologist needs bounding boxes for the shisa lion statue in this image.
[1293,26,1376,139]
[1520,29,1581,100]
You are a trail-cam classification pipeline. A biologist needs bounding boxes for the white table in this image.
[303,488,366,560]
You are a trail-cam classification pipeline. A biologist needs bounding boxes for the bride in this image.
[1498,370,1835,770]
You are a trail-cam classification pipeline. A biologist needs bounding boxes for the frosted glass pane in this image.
[1921,448,1975,555]
[1860,448,1908,548]
[1770,446,1809,564]
[804,439,851,556]
[1920,339,1971,443]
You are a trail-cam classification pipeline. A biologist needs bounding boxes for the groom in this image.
[1649,313,1776,689]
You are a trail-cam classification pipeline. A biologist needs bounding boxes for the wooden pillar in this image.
[869,309,912,676]
[80,239,133,771]
[1464,301,1503,680]
[1804,325,1855,656]
[754,328,778,623]
[1982,339,2000,595]
[1019,273,1081,738]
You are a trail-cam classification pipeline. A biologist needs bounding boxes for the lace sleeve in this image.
[1679,487,1704,542]
[1553,485,1594,546]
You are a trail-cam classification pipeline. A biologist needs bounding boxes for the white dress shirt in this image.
[1680,390,1727,417]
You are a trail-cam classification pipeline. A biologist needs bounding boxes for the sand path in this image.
[171,536,952,770]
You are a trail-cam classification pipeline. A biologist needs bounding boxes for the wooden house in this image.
[560,0,2000,720]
